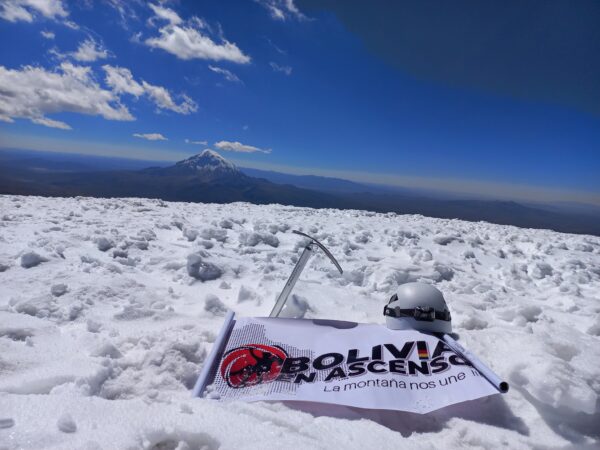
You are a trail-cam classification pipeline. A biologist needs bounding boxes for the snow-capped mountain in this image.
[1,194,598,449]
[146,149,243,183]
[173,149,240,176]
[136,151,346,205]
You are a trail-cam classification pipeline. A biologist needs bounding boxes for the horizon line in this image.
[1,134,599,207]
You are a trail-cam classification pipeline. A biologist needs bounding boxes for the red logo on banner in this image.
[220,344,287,388]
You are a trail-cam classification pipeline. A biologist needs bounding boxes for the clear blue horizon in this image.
[0,1,599,205]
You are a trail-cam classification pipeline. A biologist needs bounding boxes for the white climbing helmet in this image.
[384,282,452,334]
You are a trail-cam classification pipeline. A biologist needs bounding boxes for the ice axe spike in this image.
[269,230,343,318]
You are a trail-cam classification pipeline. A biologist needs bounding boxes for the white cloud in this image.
[0,0,68,22]
[49,37,110,62]
[40,30,55,39]
[141,81,197,114]
[208,65,241,83]
[63,19,78,29]
[105,0,139,29]
[265,38,286,55]
[103,65,197,115]
[214,140,271,154]
[133,133,167,141]
[130,31,143,44]
[0,1,32,21]
[270,62,292,75]
[0,62,133,129]
[103,65,145,96]
[30,116,70,129]
[145,4,250,64]
[148,3,181,25]
[256,0,305,21]
[22,0,66,18]
[72,38,110,62]
[185,139,208,145]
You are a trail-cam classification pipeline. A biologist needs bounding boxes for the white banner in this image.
[196,315,498,414]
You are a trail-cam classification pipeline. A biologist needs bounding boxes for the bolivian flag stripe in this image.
[417,342,429,359]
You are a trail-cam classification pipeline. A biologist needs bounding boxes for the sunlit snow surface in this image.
[0,195,599,449]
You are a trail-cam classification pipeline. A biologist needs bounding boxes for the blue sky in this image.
[0,0,598,205]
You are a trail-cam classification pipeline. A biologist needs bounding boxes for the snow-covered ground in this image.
[0,195,599,449]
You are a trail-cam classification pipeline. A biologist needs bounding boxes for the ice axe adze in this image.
[270,230,343,318]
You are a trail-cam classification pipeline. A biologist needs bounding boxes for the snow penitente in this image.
[1,196,598,448]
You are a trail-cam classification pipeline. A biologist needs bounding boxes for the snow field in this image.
[0,195,599,449]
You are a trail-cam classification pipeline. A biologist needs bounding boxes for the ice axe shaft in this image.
[269,244,313,317]
[442,333,509,393]
[270,230,343,318]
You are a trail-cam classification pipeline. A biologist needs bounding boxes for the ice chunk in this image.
[96,237,114,252]
[136,229,156,241]
[459,315,488,330]
[518,305,543,323]
[183,228,198,242]
[0,327,33,341]
[164,261,184,271]
[530,262,553,279]
[0,418,15,429]
[114,305,154,320]
[432,263,454,281]
[180,403,193,414]
[187,254,223,281]
[409,248,433,263]
[237,285,256,303]
[11,295,57,318]
[132,240,149,250]
[51,284,68,297]
[219,219,233,229]
[200,228,227,243]
[574,243,593,252]
[86,319,102,333]
[20,251,48,268]
[463,250,476,259]
[239,232,279,248]
[587,319,600,336]
[204,294,227,315]
[112,249,128,258]
[355,231,371,244]
[199,240,214,249]
[57,413,77,433]
[433,235,458,245]
[279,294,312,319]
[91,342,122,359]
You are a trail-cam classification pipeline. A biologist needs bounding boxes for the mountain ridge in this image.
[0,148,598,236]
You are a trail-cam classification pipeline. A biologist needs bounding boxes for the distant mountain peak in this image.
[176,150,238,174]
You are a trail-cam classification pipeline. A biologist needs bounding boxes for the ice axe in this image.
[270,230,343,317]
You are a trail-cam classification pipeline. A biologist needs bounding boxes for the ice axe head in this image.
[292,230,343,274]
[270,230,343,318]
